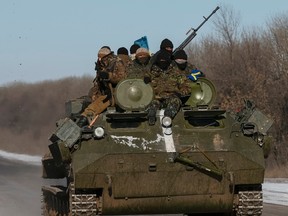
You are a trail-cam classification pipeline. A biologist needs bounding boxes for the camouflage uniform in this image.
[172,49,200,96]
[126,59,150,79]
[80,52,126,126]
[125,47,151,79]
[148,64,181,99]
[117,54,132,68]
[89,53,126,98]
[98,53,126,86]
[148,38,174,70]
[181,62,198,76]
[171,61,196,96]
[146,63,182,123]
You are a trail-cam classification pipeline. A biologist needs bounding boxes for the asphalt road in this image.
[0,158,287,216]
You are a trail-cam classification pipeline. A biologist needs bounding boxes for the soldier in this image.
[96,47,126,89]
[173,49,205,95]
[89,47,112,101]
[94,46,111,72]
[145,50,182,125]
[117,47,131,67]
[172,49,195,96]
[172,49,201,75]
[159,38,174,54]
[78,47,126,127]
[129,44,140,61]
[126,47,151,78]
[149,38,174,69]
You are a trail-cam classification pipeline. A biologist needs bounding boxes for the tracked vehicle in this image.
[41,77,273,216]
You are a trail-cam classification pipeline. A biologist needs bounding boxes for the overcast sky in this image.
[1,0,288,86]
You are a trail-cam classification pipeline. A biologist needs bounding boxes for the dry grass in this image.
[265,164,288,178]
[0,75,93,155]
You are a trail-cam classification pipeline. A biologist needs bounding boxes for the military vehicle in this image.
[41,77,273,216]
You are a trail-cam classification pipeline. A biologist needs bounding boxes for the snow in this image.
[0,150,41,166]
[263,178,288,206]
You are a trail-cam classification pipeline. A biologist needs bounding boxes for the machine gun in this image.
[173,6,220,54]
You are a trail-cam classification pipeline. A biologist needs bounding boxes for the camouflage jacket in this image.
[117,54,132,68]
[147,64,185,99]
[126,60,150,79]
[170,61,198,96]
[96,54,127,86]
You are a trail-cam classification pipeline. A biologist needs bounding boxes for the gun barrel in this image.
[174,155,223,179]
[173,6,220,54]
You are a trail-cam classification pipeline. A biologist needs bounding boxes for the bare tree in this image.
[0,75,92,154]
[266,13,288,78]
[213,4,241,48]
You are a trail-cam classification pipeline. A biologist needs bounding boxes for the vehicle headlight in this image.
[257,133,264,147]
[94,127,105,138]
[162,116,172,127]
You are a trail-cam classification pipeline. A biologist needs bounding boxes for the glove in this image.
[144,76,151,84]
[98,71,110,79]
[103,89,112,103]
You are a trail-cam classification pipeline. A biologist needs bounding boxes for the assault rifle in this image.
[173,6,220,54]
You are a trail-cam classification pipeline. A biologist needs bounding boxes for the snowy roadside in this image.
[0,150,42,165]
[263,178,288,206]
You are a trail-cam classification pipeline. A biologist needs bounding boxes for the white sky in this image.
[1,0,288,86]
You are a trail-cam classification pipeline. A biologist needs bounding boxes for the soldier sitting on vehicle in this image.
[129,44,140,61]
[172,50,196,75]
[126,47,151,78]
[117,47,131,68]
[144,50,182,125]
[77,47,127,127]
[148,38,174,69]
[172,49,205,96]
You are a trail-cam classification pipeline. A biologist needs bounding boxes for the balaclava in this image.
[155,50,172,70]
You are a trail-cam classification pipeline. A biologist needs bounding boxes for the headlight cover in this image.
[94,127,105,138]
[162,116,172,127]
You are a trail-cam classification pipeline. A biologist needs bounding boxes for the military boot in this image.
[147,108,157,125]
[77,115,88,128]
[147,100,161,125]
[164,107,178,119]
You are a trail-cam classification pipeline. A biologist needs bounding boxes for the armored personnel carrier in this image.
[41,77,273,216]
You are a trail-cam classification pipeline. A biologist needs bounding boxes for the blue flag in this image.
[134,36,149,50]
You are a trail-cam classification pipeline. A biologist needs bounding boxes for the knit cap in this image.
[135,48,150,57]
[130,44,140,54]
[160,38,174,50]
[98,47,111,58]
[117,47,129,55]
[173,50,187,60]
